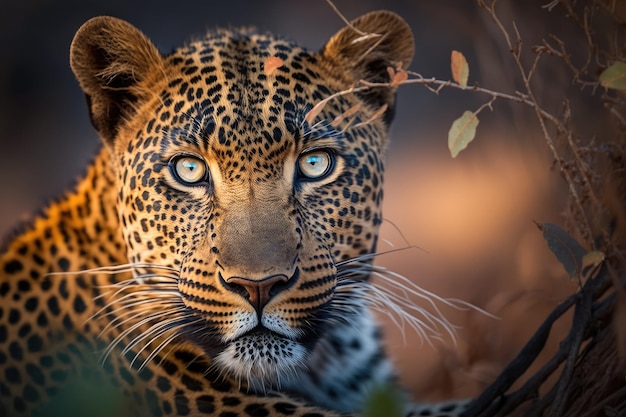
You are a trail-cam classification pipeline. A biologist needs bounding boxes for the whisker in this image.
[88,288,180,324]
[46,262,177,277]
[124,313,187,356]
[370,265,498,319]
[98,302,184,338]
[137,330,182,372]
[334,259,479,346]
[100,301,185,362]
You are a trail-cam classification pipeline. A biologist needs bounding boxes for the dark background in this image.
[0,0,589,401]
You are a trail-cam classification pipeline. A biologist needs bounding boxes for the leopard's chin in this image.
[213,328,308,389]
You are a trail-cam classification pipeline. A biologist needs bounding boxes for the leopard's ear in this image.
[70,16,163,145]
[320,11,414,122]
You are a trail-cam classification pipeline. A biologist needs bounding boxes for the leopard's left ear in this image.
[320,11,414,120]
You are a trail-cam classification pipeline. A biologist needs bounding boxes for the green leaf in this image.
[599,62,626,90]
[362,384,405,417]
[536,222,587,279]
[448,110,479,158]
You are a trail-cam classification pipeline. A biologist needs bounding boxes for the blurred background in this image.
[1,0,594,404]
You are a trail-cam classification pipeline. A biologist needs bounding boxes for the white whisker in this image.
[46,262,178,277]
[334,254,495,347]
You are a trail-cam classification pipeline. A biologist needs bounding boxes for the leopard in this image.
[0,10,469,417]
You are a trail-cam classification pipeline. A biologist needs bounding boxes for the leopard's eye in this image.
[170,155,209,185]
[297,150,334,180]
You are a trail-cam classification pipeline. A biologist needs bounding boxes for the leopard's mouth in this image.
[213,327,309,388]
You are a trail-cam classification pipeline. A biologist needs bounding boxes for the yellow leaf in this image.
[263,56,284,76]
[599,62,626,90]
[448,110,478,158]
[581,250,605,281]
[451,50,469,87]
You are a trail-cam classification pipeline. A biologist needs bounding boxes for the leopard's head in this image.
[70,11,414,386]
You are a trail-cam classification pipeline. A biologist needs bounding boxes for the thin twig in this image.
[481,0,595,245]
[324,0,379,37]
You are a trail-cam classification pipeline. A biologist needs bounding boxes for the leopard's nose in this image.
[220,271,296,313]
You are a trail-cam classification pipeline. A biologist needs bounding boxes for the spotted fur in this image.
[0,11,467,417]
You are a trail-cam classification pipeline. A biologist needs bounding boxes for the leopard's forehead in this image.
[143,29,341,182]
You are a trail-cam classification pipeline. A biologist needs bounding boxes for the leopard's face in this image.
[70,12,413,387]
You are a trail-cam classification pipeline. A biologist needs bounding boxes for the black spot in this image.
[56,352,70,364]
[73,295,86,313]
[24,297,38,312]
[18,324,30,337]
[293,72,311,84]
[36,312,48,327]
[350,338,362,350]
[8,309,20,324]
[159,359,178,375]
[62,314,73,330]
[47,297,61,316]
[27,334,43,353]
[57,257,70,272]
[138,366,154,382]
[210,377,232,393]
[26,363,45,386]
[4,260,23,274]
[59,280,69,299]
[41,279,52,291]
[162,400,172,414]
[22,384,39,402]
[175,394,190,416]
[244,403,269,417]
[145,389,162,417]
[33,254,45,266]
[9,341,23,361]
[273,402,297,415]
[17,280,31,292]
[156,376,171,393]
[197,395,215,413]
[119,367,135,386]
[181,374,203,391]
[5,366,21,383]
[39,355,53,368]
[221,396,241,406]
[13,396,26,413]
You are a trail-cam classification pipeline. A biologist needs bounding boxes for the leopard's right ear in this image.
[70,16,163,145]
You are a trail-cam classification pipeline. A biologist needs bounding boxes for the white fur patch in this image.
[214,331,307,390]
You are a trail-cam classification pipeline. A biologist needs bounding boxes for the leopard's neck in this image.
[1,146,127,278]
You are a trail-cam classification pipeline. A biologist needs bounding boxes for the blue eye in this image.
[297,150,334,180]
[170,155,209,185]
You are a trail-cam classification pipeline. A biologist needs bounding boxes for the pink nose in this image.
[222,273,291,313]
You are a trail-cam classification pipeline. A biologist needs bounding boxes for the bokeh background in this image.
[1,0,591,404]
